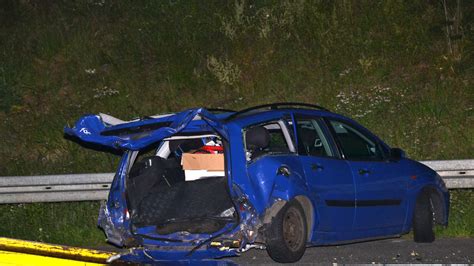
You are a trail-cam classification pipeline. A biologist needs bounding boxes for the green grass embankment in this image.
[0,1,472,246]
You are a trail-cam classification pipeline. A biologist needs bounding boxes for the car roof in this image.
[66,103,385,151]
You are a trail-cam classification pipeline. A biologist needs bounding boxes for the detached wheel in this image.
[413,191,435,243]
[266,200,307,263]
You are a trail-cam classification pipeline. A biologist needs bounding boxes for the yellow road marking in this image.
[0,237,115,264]
[0,250,106,266]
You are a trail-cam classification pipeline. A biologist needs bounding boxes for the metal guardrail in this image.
[420,160,474,189]
[0,160,473,204]
[0,173,114,204]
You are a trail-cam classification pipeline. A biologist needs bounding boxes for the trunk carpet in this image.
[132,176,235,232]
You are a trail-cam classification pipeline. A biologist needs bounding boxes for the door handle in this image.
[311,163,324,171]
[358,169,371,175]
[277,165,291,177]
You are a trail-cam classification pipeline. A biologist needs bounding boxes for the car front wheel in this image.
[413,191,435,243]
[266,200,307,263]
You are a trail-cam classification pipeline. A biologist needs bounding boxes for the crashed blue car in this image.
[65,103,449,263]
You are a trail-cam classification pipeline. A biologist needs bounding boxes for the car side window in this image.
[295,118,334,157]
[328,120,384,161]
[244,121,292,161]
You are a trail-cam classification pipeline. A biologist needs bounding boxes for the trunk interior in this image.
[126,139,236,235]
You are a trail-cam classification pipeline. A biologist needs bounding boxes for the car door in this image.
[326,119,408,230]
[243,119,306,214]
[293,115,356,233]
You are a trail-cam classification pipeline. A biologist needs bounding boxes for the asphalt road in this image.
[105,237,473,264]
[230,237,474,264]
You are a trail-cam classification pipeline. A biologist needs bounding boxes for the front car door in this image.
[326,119,409,231]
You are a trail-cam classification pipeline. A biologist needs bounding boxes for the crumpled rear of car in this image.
[65,108,262,262]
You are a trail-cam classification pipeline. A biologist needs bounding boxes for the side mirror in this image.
[389,148,406,161]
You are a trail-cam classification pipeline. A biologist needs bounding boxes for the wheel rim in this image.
[282,206,305,252]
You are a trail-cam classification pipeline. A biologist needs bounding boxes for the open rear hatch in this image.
[65,108,242,260]
[64,108,229,150]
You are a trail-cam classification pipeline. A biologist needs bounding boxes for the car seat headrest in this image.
[245,126,270,150]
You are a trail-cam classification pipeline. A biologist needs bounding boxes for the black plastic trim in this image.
[326,199,402,207]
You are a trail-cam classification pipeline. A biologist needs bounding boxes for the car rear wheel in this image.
[266,200,307,263]
[413,191,435,243]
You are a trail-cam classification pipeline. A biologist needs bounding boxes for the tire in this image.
[413,191,435,243]
[266,200,307,263]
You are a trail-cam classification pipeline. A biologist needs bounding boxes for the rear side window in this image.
[244,121,293,161]
[267,124,290,154]
[328,120,384,161]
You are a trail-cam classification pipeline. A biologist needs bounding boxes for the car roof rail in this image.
[225,102,330,121]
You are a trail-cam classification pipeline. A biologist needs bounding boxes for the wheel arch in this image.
[262,196,314,241]
[418,186,448,225]
[294,195,315,241]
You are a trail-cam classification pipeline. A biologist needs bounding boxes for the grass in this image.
[0,202,104,247]
[436,189,474,237]
[0,1,473,246]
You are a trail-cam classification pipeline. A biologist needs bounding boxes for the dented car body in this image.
[65,103,449,263]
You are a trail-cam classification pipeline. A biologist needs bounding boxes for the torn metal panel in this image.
[64,108,228,151]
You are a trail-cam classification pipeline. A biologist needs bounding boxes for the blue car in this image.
[65,103,449,263]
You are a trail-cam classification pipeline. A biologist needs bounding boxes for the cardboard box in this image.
[181,153,224,171]
[183,170,225,181]
[181,153,225,181]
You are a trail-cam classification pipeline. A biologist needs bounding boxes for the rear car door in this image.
[326,119,408,230]
[293,115,356,233]
[244,119,306,213]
